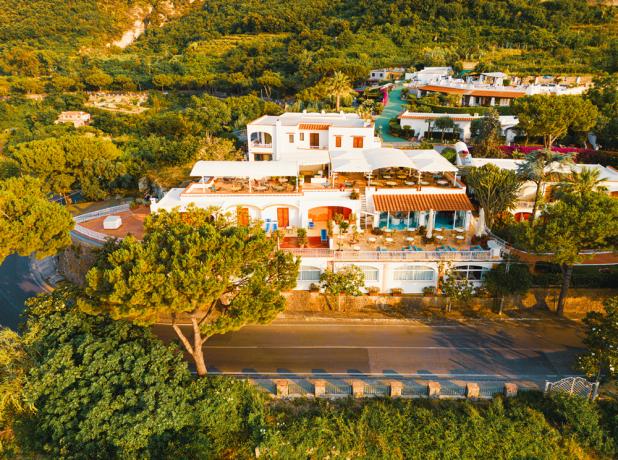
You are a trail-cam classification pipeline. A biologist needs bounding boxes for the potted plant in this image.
[296,228,308,248]
[422,286,436,297]
[339,220,350,234]
[350,190,360,200]
[309,283,320,292]
[367,286,380,296]
[391,287,404,296]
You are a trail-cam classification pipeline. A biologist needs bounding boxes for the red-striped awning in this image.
[373,193,474,212]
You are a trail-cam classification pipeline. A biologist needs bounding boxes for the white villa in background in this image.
[55,111,91,127]
[398,111,519,142]
[368,67,406,82]
[457,152,618,221]
[405,67,453,84]
[152,111,504,294]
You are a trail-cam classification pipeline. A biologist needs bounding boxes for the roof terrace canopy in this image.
[190,160,299,179]
[330,148,458,174]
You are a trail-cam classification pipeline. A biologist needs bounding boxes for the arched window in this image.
[298,266,321,282]
[452,265,489,281]
[393,265,435,281]
[356,265,379,282]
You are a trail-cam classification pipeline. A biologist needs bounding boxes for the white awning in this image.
[405,150,458,172]
[190,160,299,179]
[330,148,457,174]
[284,148,331,166]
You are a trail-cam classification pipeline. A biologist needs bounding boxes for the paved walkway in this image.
[374,85,408,143]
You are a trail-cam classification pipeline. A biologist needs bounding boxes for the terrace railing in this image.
[73,203,131,223]
[284,247,495,261]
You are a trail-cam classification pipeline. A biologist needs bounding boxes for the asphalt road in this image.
[154,319,585,385]
[0,254,42,330]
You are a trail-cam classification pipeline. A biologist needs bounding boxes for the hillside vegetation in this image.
[0,0,615,98]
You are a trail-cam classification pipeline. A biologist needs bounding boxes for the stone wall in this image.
[283,288,618,319]
[58,244,98,287]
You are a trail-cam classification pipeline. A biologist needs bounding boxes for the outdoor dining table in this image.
[435,235,444,241]
[420,181,430,185]
[385,181,398,187]
[436,180,448,186]
[368,237,377,243]
[383,228,393,233]
[254,185,267,191]
[383,175,392,179]
[405,181,416,186]
[353,245,361,251]
[385,237,394,243]
[455,235,465,241]
[397,175,407,179]
[405,237,414,242]
[454,228,465,233]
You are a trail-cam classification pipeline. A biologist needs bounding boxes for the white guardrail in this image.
[72,203,131,242]
[285,248,496,261]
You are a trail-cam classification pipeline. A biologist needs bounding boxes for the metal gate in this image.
[544,377,599,400]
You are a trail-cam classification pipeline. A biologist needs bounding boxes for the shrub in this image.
[366,286,380,296]
[350,189,360,200]
[391,287,404,296]
[296,228,308,247]
[309,282,319,292]
[422,286,436,296]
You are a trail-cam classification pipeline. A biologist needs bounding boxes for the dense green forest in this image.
[0,0,616,97]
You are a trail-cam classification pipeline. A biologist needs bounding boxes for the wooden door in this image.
[310,132,320,148]
[277,207,289,227]
[237,207,249,226]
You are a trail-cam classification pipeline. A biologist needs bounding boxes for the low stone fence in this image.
[256,378,523,400]
[283,288,618,320]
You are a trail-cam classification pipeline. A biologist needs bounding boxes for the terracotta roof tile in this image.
[418,85,526,99]
[373,193,474,212]
[298,123,330,130]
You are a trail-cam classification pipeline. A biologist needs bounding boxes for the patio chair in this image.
[320,229,328,242]
[469,245,483,251]
[264,220,271,232]
[412,246,422,251]
[308,221,315,229]
[436,245,447,252]
[272,223,278,232]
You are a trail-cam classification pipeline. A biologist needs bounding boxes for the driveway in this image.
[374,85,408,143]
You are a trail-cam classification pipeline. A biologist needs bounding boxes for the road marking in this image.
[203,345,561,351]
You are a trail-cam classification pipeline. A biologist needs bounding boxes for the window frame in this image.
[392,265,435,281]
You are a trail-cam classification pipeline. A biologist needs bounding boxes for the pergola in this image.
[329,148,458,186]
[190,160,300,192]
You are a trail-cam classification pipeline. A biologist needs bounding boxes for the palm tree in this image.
[434,116,455,142]
[516,149,573,224]
[325,71,356,111]
[556,166,607,199]
[466,164,522,229]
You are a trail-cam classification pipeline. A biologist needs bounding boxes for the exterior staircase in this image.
[359,193,373,229]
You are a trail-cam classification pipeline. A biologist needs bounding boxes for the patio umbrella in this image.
[475,208,487,237]
[426,209,435,239]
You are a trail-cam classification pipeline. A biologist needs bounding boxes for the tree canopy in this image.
[10,135,126,200]
[534,191,618,315]
[79,206,299,375]
[0,176,73,263]
[467,164,522,229]
[513,95,598,148]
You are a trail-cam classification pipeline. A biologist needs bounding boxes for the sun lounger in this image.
[469,245,483,251]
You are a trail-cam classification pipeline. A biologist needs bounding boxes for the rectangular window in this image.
[298,268,321,281]
[310,132,320,148]
[335,135,342,148]
[299,133,305,141]
[393,268,434,281]
[353,136,364,148]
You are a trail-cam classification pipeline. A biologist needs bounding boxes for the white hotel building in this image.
[152,112,503,293]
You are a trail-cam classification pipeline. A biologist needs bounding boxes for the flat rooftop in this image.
[249,112,371,128]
